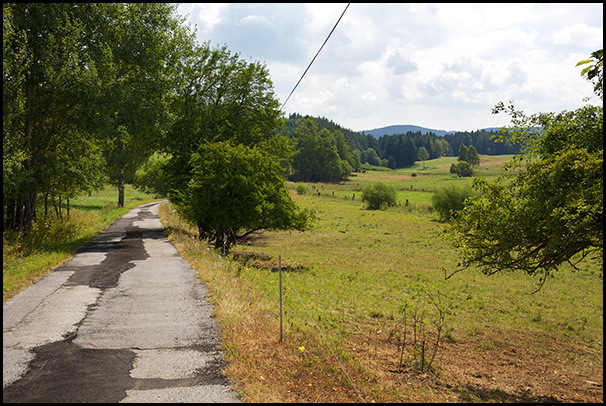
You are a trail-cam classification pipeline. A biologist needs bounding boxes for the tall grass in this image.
[3,185,157,302]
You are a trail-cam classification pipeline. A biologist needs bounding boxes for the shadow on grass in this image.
[68,204,106,211]
[454,383,562,403]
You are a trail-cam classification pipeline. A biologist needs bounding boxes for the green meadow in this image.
[4,155,602,401]
[232,155,602,343]
[210,154,603,401]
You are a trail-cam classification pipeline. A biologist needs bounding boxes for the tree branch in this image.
[235,226,264,240]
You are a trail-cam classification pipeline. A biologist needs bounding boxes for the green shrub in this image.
[450,161,473,177]
[30,214,83,247]
[431,185,475,221]
[295,184,308,195]
[133,152,170,197]
[362,182,397,210]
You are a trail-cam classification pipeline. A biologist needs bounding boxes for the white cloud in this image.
[553,23,603,48]
[177,3,603,132]
[180,3,228,34]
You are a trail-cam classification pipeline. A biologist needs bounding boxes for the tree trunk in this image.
[23,189,37,232]
[5,199,16,231]
[52,195,59,218]
[118,165,125,207]
[16,192,25,231]
[44,192,49,219]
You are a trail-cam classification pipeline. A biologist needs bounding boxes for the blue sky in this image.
[176,3,603,132]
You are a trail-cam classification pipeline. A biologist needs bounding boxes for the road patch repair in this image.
[3,201,239,403]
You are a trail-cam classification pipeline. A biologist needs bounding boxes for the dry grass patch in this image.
[158,202,370,402]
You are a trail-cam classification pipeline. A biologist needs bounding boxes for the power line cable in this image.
[280,3,350,112]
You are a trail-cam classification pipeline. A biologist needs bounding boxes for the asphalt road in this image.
[3,201,239,403]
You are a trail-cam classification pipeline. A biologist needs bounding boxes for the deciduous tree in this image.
[417,146,430,167]
[162,41,310,252]
[457,144,469,162]
[178,141,313,252]
[445,51,603,291]
[466,145,480,168]
[95,3,192,207]
[290,117,353,182]
[3,3,104,230]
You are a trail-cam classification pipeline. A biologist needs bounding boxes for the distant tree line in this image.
[283,113,521,174]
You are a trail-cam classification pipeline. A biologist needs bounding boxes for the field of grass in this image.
[3,184,158,303]
[300,155,512,207]
[160,154,603,402]
[4,155,602,402]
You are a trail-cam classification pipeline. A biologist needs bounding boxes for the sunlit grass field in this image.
[160,154,603,402]
[233,156,602,345]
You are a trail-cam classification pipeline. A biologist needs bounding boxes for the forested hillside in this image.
[283,113,521,172]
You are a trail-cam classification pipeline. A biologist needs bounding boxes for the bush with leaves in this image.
[295,184,308,195]
[362,182,397,210]
[431,185,475,222]
[449,161,473,177]
[174,141,314,252]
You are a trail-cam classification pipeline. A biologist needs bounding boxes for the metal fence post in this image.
[279,255,283,342]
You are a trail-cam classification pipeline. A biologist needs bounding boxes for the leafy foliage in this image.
[175,141,313,251]
[290,117,354,182]
[362,182,397,210]
[133,152,170,197]
[465,145,480,167]
[3,3,191,230]
[162,42,312,252]
[446,52,603,288]
[3,3,106,229]
[449,161,473,177]
[94,3,192,206]
[576,49,603,98]
[417,146,430,167]
[451,144,479,176]
[431,185,475,222]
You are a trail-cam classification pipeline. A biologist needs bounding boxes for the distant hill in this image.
[360,124,452,137]
[360,124,503,138]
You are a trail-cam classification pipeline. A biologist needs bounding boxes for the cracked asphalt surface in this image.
[3,201,239,403]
